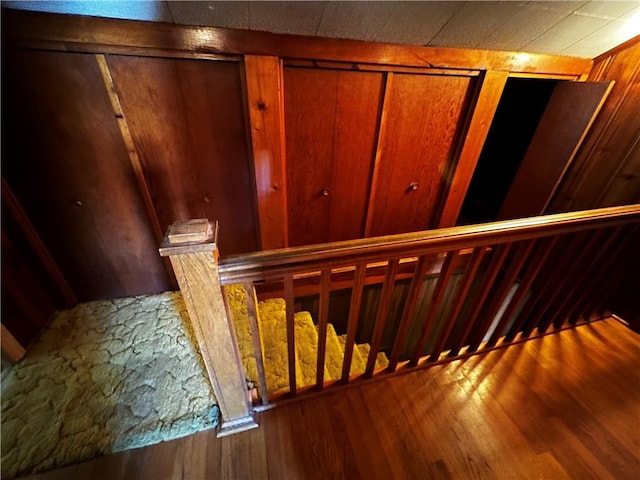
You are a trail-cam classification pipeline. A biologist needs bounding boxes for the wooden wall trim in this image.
[438,70,509,227]
[244,55,288,249]
[1,177,77,307]
[2,9,593,77]
[364,72,393,237]
[1,324,26,363]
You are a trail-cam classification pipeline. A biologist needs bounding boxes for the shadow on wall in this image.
[0,292,218,479]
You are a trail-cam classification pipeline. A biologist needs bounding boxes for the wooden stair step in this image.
[322,323,346,381]
[357,343,390,370]
[256,298,304,395]
[293,311,330,388]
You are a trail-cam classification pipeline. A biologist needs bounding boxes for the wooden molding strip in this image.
[1,178,77,306]
[1,324,26,363]
[244,55,288,249]
[438,70,509,227]
[2,9,593,77]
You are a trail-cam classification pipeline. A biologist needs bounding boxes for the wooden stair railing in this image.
[160,205,640,431]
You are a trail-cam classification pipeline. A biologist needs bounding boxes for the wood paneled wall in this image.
[550,35,640,212]
[7,8,629,321]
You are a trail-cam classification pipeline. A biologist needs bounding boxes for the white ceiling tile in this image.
[249,2,326,36]
[482,3,574,51]
[316,1,396,42]
[561,6,640,56]
[429,1,528,48]
[521,12,611,54]
[575,1,640,20]
[376,1,464,45]
[4,0,173,22]
[167,1,249,29]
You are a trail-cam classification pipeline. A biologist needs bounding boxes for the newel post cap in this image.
[159,219,219,257]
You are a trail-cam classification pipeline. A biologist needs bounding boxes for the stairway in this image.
[225,284,389,397]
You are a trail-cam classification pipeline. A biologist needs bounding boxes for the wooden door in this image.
[284,67,384,246]
[2,49,171,301]
[498,81,614,220]
[108,56,259,256]
[367,73,474,236]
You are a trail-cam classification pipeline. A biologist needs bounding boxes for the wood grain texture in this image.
[107,55,258,256]
[21,318,640,480]
[2,49,170,301]
[1,318,26,363]
[166,246,257,434]
[368,73,473,236]
[219,205,640,286]
[499,81,613,220]
[550,37,640,212]
[244,55,288,250]
[284,67,384,246]
[1,231,56,348]
[2,9,594,76]
[438,70,509,227]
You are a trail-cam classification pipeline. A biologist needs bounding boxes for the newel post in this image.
[159,219,258,437]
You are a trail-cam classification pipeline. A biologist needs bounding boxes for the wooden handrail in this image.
[219,205,640,283]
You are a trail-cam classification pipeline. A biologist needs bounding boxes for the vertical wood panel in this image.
[438,70,509,227]
[550,37,640,212]
[2,49,170,300]
[108,56,258,256]
[368,74,473,236]
[244,55,288,249]
[499,81,613,220]
[284,67,384,246]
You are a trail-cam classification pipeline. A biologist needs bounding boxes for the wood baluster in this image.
[487,236,558,347]
[514,231,598,339]
[409,250,459,366]
[467,240,535,352]
[429,247,486,361]
[541,226,625,331]
[341,263,367,383]
[448,243,511,357]
[365,259,399,377]
[387,255,431,371]
[283,275,296,396]
[315,268,331,389]
[242,281,270,406]
[569,224,639,324]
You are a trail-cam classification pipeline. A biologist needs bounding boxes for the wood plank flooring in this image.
[20,318,640,480]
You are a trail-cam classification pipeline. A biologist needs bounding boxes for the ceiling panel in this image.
[167,1,248,29]
[522,11,612,54]
[481,3,577,51]
[376,1,463,45]
[3,1,640,58]
[316,1,395,42]
[429,1,527,48]
[249,1,325,36]
[561,6,640,57]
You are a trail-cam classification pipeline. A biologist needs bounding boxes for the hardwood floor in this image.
[21,318,640,480]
